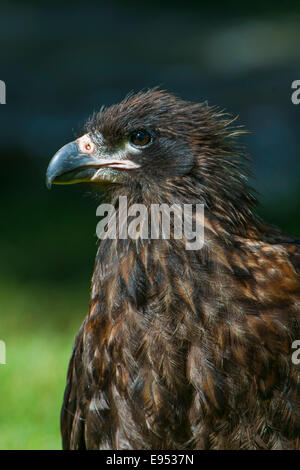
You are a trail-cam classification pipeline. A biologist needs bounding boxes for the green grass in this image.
[0,333,69,449]
[0,280,89,450]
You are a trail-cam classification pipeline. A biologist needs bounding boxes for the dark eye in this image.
[129,129,152,147]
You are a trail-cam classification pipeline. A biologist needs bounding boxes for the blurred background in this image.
[0,0,299,450]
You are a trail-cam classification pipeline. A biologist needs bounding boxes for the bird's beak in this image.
[46,134,140,189]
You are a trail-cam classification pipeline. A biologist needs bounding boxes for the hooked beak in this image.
[46,134,141,189]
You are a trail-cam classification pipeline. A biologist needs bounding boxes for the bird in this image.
[46,88,300,450]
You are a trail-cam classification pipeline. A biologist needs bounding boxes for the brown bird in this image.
[46,89,300,450]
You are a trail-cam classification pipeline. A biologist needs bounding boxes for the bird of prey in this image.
[46,89,300,450]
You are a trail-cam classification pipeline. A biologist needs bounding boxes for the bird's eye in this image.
[129,129,152,147]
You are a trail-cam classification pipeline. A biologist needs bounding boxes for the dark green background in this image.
[0,0,299,449]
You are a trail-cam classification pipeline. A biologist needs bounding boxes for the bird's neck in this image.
[90,199,258,313]
[88,178,264,326]
[85,186,265,421]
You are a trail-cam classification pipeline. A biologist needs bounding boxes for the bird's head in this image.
[46,89,242,190]
[46,88,259,233]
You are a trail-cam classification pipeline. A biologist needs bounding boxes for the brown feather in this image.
[57,89,300,449]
